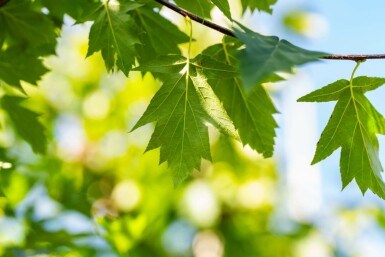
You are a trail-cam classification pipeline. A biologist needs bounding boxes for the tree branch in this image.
[321,54,385,61]
[155,0,385,61]
[155,0,235,37]
[0,0,10,7]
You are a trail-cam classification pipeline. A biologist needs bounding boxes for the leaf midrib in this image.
[252,40,280,82]
[313,97,352,163]
[104,2,125,71]
[350,83,383,190]
[301,81,385,102]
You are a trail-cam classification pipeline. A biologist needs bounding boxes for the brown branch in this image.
[155,0,385,62]
[322,54,385,61]
[154,0,235,37]
[0,0,10,7]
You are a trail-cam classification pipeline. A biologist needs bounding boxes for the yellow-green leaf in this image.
[132,55,237,184]
[82,1,141,75]
[299,76,385,199]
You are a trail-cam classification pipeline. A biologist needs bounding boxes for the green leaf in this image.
[298,77,385,102]
[298,79,350,102]
[2,96,47,154]
[299,76,385,198]
[42,0,90,24]
[173,0,232,20]
[310,92,357,164]
[0,47,48,91]
[233,22,325,90]
[211,0,232,20]
[76,2,105,23]
[134,6,189,63]
[201,38,278,157]
[173,0,213,18]
[340,96,385,194]
[132,55,237,184]
[214,79,278,157]
[190,70,239,140]
[0,0,57,55]
[82,1,141,75]
[240,0,278,14]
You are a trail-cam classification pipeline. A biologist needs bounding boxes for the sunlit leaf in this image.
[134,6,189,63]
[173,0,213,18]
[201,38,279,157]
[80,1,141,75]
[211,0,232,20]
[132,55,237,184]
[240,0,278,14]
[299,76,385,198]
[173,0,232,20]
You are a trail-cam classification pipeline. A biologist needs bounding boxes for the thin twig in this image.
[155,0,385,61]
[154,0,235,37]
[322,54,385,61]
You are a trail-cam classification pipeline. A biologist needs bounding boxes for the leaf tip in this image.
[297,96,307,102]
[310,157,320,166]
[262,150,273,159]
[172,173,188,187]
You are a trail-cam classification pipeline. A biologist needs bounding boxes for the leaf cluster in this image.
[0,0,323,182]
[130,22,322,184]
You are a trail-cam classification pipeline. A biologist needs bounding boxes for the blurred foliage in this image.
[282,10,328,39]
